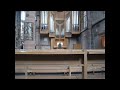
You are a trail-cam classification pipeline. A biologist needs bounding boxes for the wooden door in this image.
[101,35,105,48]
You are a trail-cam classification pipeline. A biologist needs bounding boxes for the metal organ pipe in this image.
[52,16,54,32]
[43,11,44,29]
[45,11,48,28]
[50,15,53,32]
[50,15,51,31]
[72,11,73,29]
[76,11,78,25]
[74,11,75,29]
[41,11,43,29]
[45,11,47,25]
[68,17,70,32]
[41,11,42,28]
[52,15,54,32]
[66,19,68,32]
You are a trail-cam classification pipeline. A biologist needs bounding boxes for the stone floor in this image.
[15,72,105,79]
[73,72,105,79]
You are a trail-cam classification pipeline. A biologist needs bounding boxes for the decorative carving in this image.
[24,22,33,40]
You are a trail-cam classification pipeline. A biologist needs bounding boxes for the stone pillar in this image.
[15,11,21,49]
[24,11,36,49]
[35,11,40,49]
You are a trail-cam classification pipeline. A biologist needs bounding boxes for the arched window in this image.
[21,11,26,40]
[21,11,26,21]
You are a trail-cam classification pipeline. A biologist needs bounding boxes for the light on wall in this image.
[96,29,98,32]
[21,11,26,21]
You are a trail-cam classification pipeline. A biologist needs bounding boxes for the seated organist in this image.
[57,42,63,49]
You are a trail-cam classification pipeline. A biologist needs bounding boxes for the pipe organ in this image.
[38,11,81,49]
